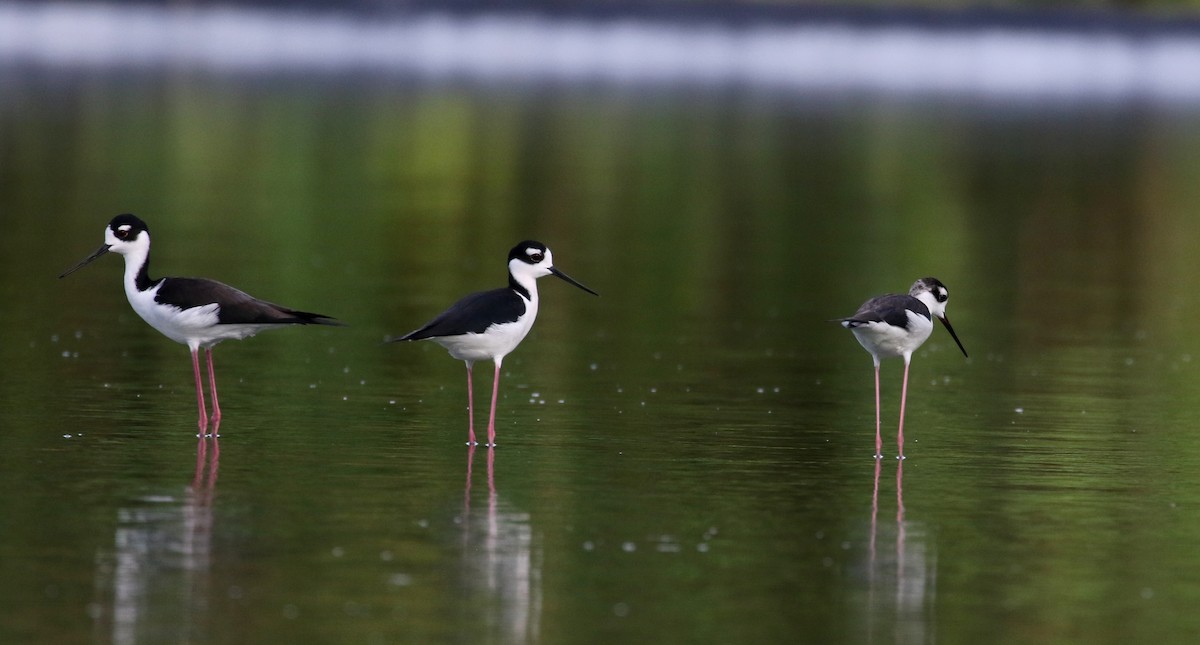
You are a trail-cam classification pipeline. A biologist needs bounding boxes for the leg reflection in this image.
[460,446,540,643]
[863,459,934,644]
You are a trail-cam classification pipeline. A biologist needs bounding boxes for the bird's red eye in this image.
[529,252,544,262]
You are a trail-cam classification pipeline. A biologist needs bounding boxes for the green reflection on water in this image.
[5,67,1200,644]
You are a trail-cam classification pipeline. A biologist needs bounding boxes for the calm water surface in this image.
[7,19,1200,645]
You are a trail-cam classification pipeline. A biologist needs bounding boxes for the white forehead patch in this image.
[117,224,132,233]
[526,247,542,257]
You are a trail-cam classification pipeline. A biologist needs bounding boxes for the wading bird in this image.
[837,277,968,459]
[60,214,342,432]
[388,241,598,447]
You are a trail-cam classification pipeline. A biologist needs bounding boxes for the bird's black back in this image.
[396,288,526,341]
[156,277,341,326]
[840,293,930,330]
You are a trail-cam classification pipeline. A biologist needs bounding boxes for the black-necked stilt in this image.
[837,277,968,460]
[59,214,342,433]
[387,241,598,447]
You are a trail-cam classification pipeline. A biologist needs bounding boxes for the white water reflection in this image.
[91,437,219,645]
[3,2,1200,103]
[461,446,542,644]
[865,460,936,644]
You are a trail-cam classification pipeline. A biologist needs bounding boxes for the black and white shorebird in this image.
[837,277,968,460]
[387,241,598,447]
[59,214,342,433]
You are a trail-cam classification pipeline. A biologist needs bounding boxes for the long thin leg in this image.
[873,360,883,459]
[465,361,477,446]
[206,348,221,426]
[191,348,208,433]
[487,360,502,447]
[897,357,912,460]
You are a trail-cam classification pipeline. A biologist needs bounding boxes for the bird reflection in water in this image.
[91,428,220,645]
[866,460,935,644]
[461,446,542,643]
[192,432,220,498]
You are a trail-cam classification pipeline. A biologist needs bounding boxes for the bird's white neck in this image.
[508,259,541,305]
[915,291,944,318]
[119,238,154,296]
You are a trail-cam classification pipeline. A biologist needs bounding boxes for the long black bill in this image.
[550,267,599,296]
[939,315,968,358]
[59,244,111,279]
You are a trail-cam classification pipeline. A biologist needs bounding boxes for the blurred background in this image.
[5,1,1200,644]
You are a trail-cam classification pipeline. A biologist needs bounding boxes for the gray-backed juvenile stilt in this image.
[837,277,968,459]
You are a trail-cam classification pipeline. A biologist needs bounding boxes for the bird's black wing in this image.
[156,277,342,326]
[837,294,928,330]
[391,288,525,341]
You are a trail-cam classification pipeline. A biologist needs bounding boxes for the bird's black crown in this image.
[509,240,549,264]
[109,213,150,241]
[912,277,950,303]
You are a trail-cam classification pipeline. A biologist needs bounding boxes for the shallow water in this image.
[7,10,1200,644]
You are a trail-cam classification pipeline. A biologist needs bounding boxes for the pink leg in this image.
[191,349,208,433]
[873,362,883,459]
[897,358,911,460]
[486,361,501,447]
[465,362,477,446]
[206,348,221,427]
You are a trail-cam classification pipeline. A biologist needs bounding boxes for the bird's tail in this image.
[287,310,345,326]
[831,318,864,329]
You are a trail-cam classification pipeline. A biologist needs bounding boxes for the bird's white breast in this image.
[125,281,261,349]
[850,310,934,361]
[434,294,538,363]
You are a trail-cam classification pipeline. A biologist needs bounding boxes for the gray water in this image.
[5,3,1200,644]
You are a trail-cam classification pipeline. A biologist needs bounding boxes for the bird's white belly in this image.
[127,284,260,349]
[851,312,934,360]
[433,319,533,363]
